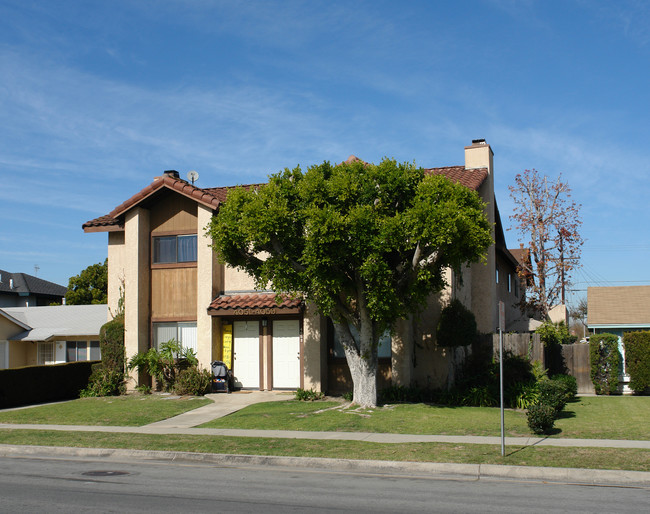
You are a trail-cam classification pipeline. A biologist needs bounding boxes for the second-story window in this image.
[153,234,197,264]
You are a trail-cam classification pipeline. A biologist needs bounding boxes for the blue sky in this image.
[1,0,649,309]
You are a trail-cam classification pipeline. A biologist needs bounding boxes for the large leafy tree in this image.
[509,169,582,319]
[65,259,108,305]
[209,158,492,407]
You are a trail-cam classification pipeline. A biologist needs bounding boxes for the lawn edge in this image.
[1,443,649,487]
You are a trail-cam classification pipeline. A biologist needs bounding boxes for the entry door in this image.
[233,321,260,388]
[272,319,301,389]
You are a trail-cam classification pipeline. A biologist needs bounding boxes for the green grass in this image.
[0,429,648,472]
[0,395,211,426]
[201,396,650,440]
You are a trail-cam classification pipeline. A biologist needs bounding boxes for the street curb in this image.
[1,444,649,486]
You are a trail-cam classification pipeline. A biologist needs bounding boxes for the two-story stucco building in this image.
[83,140,526,393]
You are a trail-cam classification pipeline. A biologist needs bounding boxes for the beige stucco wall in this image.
[124,207,151,388]
[107,231,126,320]
[223,264,257,292]
[196,204,220,369]
[466,142,497,334]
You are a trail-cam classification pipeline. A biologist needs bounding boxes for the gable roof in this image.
[1,304,108,341]
[0,269,67,298]
[83,162,488,233]
[587,286,650,327]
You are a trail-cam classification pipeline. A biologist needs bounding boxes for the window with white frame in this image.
[153,322,197,354]
[66,341,101,362]
[331,323,391,359]
[153,234,197,264]
[37,342,55,365]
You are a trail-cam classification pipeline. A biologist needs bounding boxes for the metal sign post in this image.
[499,301,505,457]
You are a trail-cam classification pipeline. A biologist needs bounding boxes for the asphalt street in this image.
[0,453,648,514]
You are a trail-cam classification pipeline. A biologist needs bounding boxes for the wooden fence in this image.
[492,333,594,394]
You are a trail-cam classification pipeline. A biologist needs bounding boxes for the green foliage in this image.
[128,340,199,393]
[623,332,650,395]
[174,367,212,396]
[81,314,126,397]
[589,333,621,395]
[135,384,152,395]
[462,385,496,407]
[342,391,353,402]
[129,339,199,392]
[436,299,478,347]
[507,382,539,410]
[209,157,493,405]
[65,259,108,305]
[536,321,575,346]
[294,388,325,401]
[537,379,567,415]
[551,374,578,402]
[526,403,556,435]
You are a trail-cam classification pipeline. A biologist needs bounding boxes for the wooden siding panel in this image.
[150,193,198,234]
[151,268,197,319]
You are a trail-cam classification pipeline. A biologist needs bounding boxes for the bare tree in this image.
[509,169,583,319]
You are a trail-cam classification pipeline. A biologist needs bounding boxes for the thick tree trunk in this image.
[332,320,379,408]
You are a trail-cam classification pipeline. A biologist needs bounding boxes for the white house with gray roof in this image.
[0,304,108,369]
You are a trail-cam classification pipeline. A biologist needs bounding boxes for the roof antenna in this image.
[34,264,40,277]
[187,170,199,185]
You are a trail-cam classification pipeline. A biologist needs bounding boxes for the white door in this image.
[233,321,260,388]
[272,319,301,389]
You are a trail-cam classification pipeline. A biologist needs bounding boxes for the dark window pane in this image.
[66,342,77,362]
[89,341,101,360]
[177,234,197,262]
[153,236,177,263]
[77,342,87,361]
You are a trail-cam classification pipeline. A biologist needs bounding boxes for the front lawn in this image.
[0,395,211,426]
[201,396,650,440]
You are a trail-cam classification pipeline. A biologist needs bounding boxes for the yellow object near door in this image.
[222,324,233,369]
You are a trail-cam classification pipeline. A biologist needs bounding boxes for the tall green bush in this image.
[589,333,621,395]
[623,331,650,395]
[81,314,126,397]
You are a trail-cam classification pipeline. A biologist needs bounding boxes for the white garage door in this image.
[233,321,260,389]
[272,319,301,389]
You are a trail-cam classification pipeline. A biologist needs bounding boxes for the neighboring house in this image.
[0,304,107,369]
[0,269,67,307]
[587,285,650,393]
[83,139,529,393]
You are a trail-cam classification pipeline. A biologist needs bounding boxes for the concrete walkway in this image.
[145,390,291,428]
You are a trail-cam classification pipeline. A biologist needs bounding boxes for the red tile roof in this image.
[208,293,303,313]
[424,166,487,191]
[83,163,486,232]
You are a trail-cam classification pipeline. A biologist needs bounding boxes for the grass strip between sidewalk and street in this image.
[0,429,648,472]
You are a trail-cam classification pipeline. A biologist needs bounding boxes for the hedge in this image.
[0,361,97,409]
[589,333,621,395]
[624,331,650,395]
